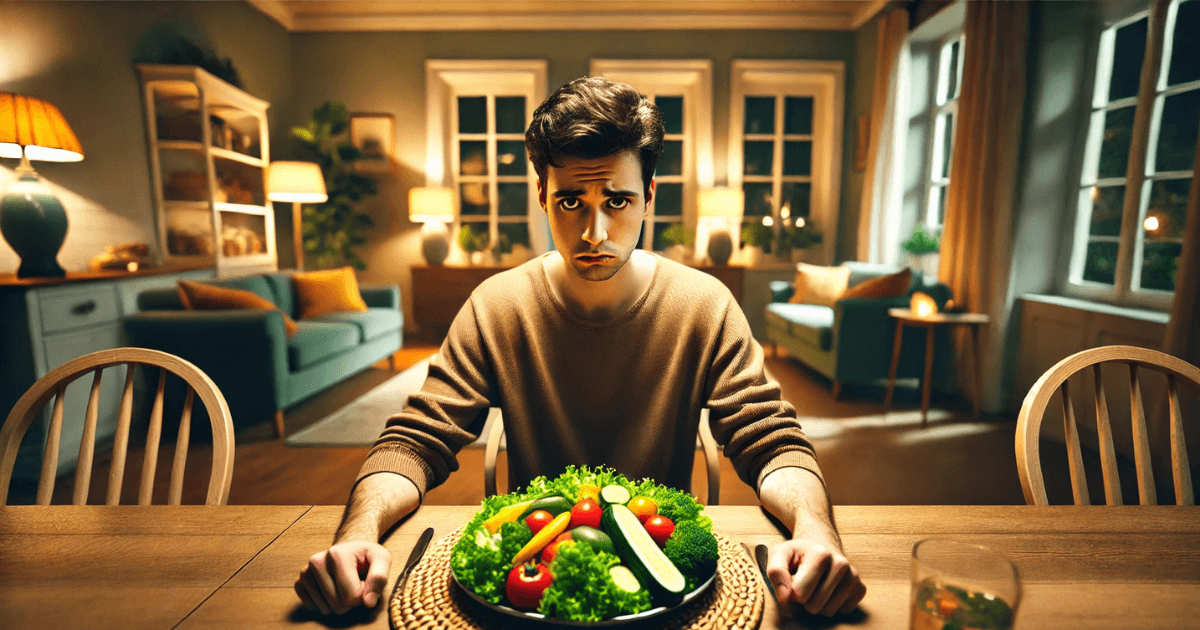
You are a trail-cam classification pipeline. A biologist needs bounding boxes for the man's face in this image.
[539,151,654,282]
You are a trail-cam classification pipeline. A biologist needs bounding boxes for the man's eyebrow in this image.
[551,188,640,198]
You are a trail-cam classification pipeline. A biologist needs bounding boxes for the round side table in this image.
[883,308,990,426]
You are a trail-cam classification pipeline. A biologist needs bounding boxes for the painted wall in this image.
[288,29,857,334]
[0,1,291,274]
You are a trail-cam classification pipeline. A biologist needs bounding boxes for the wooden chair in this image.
[483,408,722,505]
[1016,345,1198,506]
[1,348,235,506]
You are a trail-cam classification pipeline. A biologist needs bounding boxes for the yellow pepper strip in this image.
[578,484,601,503]
[512,511,572,566]
[483,499,536,534]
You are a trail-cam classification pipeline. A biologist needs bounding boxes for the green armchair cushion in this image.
[765,303,835,350]
[309,308,403,342]
[288,321,360,371]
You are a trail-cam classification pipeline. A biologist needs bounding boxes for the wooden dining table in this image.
[1,504,1197,629]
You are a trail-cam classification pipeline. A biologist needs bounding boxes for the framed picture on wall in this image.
[350,113,394,174]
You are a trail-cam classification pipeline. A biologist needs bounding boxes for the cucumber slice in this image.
[517,496,573,521]
[599,485,631,507]
[602,504,686,601]
[609,565,642,593]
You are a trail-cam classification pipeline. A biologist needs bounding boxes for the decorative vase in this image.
[908,252,940,277]
[707,230,733,266]
[470,251,486,266]
[0,172,68,278]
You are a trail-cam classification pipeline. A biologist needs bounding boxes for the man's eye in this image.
[559,198,581,210]
[607,198,630,210]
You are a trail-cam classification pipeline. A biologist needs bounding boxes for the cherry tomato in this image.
[541,539,573,565]
[553,530,574,545]
[643,514,675,547]
[626,496,658,523]
[570,498,602,529]
[524,509,554,535]
[505,562,553,609]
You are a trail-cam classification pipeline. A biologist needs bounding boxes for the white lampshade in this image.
[267,161,328,203]
[409,187,456,223]
[698,187,743,218]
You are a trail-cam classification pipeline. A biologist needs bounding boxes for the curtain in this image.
[938,0,1030,412]
[1163,122,1200,369]
[857,8,910,265]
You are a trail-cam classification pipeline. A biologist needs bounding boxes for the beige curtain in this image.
[1163,123,1200,368]
[938,1,1030,411]
[857,8,910,265]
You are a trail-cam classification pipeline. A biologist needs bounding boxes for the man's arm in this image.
[758,467,866,616]
[294,473,421,615]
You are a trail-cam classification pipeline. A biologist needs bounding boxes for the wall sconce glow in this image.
[910,291,938,318]
[1143,215,1160,232]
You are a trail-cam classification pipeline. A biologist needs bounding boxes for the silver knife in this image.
[389,527,434,605]
[756,543,791,617]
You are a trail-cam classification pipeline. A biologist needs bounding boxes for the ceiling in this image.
[245,0,892,32]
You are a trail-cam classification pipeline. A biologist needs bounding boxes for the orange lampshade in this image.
[911,291,938,318]
[0,93,84,162]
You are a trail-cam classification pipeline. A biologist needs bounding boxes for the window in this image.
[730,60,844,264]
[425,61,549,255]
[589,60,713,251]
[926,34,964,229]
[1069,0,1198,305]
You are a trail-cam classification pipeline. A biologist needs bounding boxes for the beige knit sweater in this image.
[357,254,822,500]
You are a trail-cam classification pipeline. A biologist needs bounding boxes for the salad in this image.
[450,465,720,622]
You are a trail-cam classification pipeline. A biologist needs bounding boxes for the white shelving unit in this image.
[136,64,277,277]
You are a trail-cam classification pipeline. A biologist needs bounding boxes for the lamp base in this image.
[707,229,733,266]
[421,222,450,266]
[1,172,68,278]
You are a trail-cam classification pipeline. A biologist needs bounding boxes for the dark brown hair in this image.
[525,77,664,197]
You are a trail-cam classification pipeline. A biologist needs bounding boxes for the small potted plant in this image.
[458,224,489,265]
[660,224,695,263]
[740,222,772,266]
[780,222,823,264]
[901,225,941,276]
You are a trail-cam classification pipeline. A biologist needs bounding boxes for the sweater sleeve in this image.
[355,297,496,501]
[702,296,824,495]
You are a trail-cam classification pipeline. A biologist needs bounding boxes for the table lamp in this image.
[698,187,742,265]
[0,93,85,278]
[267,161,327,271]
[911,291,938,318]
[409,187,455,266]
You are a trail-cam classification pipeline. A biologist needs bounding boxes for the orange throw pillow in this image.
[842,267,913,299]
[292,266,369,320]
[177,280,298,338]
[788,263,851,307]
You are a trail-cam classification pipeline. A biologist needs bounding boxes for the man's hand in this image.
[295,541,392,615]
[766,536,866,616]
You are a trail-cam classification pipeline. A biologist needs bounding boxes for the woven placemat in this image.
[391,525,763,630]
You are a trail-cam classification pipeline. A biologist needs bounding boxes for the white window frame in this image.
[730,60,845,266]
[425,60,549,255]
[589,59,713,253]
[924,33,964,230]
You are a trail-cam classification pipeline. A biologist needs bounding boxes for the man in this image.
[295,77,866,618]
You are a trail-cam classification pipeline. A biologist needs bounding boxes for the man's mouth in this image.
[576,253,614,263]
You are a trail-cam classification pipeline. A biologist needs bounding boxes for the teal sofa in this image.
[765,261,952,398]
[124,272,402,436]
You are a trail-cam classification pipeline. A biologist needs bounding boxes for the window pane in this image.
[1154,89,1200,173]
[1167,0,1200,86]
[657,96,684,135]
[1088,185,1126,236]
[498,222,530,250]
[652,221,682,251]
[781,182,811,221]
[1140,242,1181,291]
[496,140,526,176]
[784,97,813,135]
[1146,178,1190,239]
[1098,106,1136,179]
[654,182,682,217]
[460,140,487,176]
[783,141,812,176]
[1109,17,1147,102]
[939,112,955,179]
[1083,240,1119,284]
[744,140,774,175]
[743,182,773,217]
[931,185,948,225]
[946,40,961,101]
[495,96,526,134]
[659,140,683,176]
[744,96,775,134]
[458,96,487,134]
[460,183,488,216]
[498,182,527,216]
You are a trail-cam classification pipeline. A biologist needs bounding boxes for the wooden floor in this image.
[9,343,1143,508]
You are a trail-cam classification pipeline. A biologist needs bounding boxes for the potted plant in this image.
[660,224,695,263]
[740,222,772,266]
[901,225,941,276]
[458,223,489,265]
[291,101,378,270]
[780,222,823,264]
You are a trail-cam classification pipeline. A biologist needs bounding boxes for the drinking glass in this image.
[910,538,1020,630]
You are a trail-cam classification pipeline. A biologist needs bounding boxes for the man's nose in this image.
[582,207,609,245]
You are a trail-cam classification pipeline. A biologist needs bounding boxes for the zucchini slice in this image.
[602,504,686,601]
